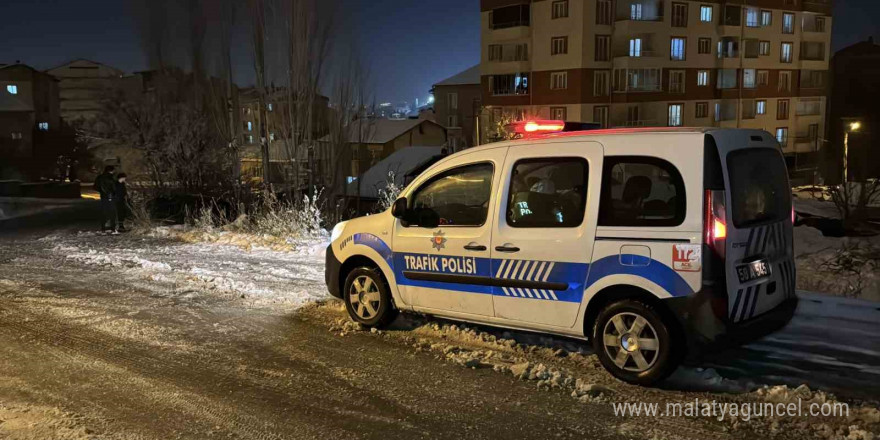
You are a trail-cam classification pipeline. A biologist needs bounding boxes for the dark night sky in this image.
[1,0,877,104]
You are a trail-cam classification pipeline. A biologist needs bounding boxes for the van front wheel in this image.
[343,267,397,328]
[592,299,680,385]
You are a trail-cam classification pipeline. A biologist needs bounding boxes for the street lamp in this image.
[843,121,862,183]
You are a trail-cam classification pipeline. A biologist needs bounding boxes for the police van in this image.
[325,125,797,385]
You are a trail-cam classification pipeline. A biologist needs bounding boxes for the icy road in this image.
[0,225,878,439]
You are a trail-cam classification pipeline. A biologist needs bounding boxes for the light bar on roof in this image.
[509,120,566,135]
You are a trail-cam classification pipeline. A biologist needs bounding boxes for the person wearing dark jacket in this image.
[94,165,117,232]
[114,173,129,232]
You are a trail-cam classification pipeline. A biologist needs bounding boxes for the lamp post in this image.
[843,121,861,183]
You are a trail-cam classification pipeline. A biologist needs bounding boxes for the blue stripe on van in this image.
[350,234,693,301]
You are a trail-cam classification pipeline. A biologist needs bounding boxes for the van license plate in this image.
[737,260,771,283]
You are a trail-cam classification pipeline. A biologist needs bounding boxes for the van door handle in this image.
[464,244,487,251]
[495,245,520,253]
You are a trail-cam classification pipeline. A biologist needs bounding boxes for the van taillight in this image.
[705,190,727,259]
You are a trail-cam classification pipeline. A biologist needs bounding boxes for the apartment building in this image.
[432,65,482,152]
[0,63,60,160]
[46,59,124,124]
[480,0,832,162]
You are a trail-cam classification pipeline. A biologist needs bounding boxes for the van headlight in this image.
[330,221,348,243]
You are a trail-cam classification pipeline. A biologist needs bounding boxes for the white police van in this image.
[325,125,797,385]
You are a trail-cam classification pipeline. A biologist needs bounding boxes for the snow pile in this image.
[795,226,880,301]
[48,231,329,309]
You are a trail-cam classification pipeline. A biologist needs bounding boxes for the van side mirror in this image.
[391,197,407,219]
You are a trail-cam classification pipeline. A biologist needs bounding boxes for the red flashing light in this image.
[510,120,566,135]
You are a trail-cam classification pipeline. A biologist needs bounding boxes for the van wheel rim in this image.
[349,275,380,320]
[602,312,660,373]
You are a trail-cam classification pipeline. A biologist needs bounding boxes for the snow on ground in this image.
[795,226,880,301]
[44,229,330,309]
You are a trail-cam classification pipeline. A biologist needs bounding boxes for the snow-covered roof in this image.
[347,146,443,198]
[323,119,442,145]
[433,65,481,87]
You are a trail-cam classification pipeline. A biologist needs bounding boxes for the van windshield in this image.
[726,148,790,228]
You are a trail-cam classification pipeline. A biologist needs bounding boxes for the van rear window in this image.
[726,148,790,228]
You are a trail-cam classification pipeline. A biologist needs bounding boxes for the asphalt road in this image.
[0,220,877,439]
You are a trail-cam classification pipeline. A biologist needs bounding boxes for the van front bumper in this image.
[325,244,343,299]
[666,290,798,355]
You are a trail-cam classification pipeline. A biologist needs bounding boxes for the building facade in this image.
[0,63,61,165]
[432,65,482,152]
[480,0,832,165]
[46,59,124,125]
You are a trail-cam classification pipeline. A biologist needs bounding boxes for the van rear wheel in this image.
[343,267,397,328]
[592,299,680,386]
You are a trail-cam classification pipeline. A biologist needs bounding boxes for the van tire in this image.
[343,267,398,328]
[592,299,681,386]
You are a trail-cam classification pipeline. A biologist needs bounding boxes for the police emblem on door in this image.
[431,230,447,251]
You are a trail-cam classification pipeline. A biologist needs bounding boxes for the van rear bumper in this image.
[666,289,797,354]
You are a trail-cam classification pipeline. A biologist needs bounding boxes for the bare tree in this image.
[248,0,272,187]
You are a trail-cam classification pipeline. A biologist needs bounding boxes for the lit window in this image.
[38,122,49,131]
[746,8,759,27]
[629,38,642,57]
[247,121,253,131]
[268,103,273,112]
[668,104,683,127]
[670,38,686,61]
[776,127,789,145]
[11,132,22,140]
[757,100,767,115]
[780,42,793,63]
[782,13,794,34]
[697,70,709,86]
[248,135,254,144]
[631,3,643,20]
[700,5,713,22]
[761,10,772,26]
[6,85,17,95]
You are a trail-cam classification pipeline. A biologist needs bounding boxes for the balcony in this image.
[803,0,832,15]
[488,4,530,30]
[613,49,660,59]
[801,42,827,61]
[615,1,664,22]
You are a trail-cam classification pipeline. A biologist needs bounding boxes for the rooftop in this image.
[433,65,481,87]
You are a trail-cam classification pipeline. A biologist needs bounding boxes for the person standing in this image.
[114,173,129,232]
[94,165,117,233]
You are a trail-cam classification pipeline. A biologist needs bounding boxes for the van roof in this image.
[460,127,718,156]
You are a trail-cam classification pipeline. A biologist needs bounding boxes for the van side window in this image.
[408,163,494,227]
[506,158,588,228]
[598,157,685,227]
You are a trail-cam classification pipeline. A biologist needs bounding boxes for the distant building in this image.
[824,37,880,183]
[0,63,61,177]
[479,0,832,173]
[238,86,331,185]
[432,65,481,152]
[319,118,446,211]
[45,59,124,124]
